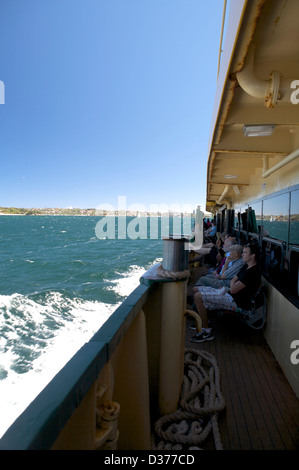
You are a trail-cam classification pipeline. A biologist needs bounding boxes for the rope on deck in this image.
[153,349,226,450]
[157,264,190,280]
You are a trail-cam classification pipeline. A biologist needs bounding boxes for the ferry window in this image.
[290,190,299,245]
[234,209,240,228]
[248,202,262,233]
[239,206,248,230]
[221,210,225,233]
[262,237,285,283]
[263,193,289,242]
[289,247,299,298]
[226,209,234,234]
[216,213,221,232]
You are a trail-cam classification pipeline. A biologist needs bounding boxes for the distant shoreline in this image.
[0,208,197,217]
[0,212,196,218]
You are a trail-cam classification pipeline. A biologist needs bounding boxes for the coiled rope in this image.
[157,264,191,280]
[153,349,226,450]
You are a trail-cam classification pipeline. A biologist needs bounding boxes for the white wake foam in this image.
[0,258,162,439]
[0,293,115,438]
[104,258,162,297]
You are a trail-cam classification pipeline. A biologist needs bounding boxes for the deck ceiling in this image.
[206,0,299,211]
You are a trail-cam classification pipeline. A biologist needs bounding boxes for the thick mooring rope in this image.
[157,264,191,280]
[153,349,226,450]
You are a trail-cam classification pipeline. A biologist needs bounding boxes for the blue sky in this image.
[0,0,223,212]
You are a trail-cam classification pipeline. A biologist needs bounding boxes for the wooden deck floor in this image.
[185,310,299,450]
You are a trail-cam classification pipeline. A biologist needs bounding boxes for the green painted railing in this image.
[0,282,152,450]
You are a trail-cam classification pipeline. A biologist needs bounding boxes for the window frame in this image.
[231,184,299,308]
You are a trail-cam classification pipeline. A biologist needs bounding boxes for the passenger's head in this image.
[242,243,260,265]
[229,244,243,259]
[223,237,236,252]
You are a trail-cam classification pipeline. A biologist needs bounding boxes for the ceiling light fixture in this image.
[243,124,275,137]
[223,174,238,179]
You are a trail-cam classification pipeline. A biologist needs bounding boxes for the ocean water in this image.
[0,215,174,438]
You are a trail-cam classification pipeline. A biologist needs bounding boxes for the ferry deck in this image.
[185,266,299,450]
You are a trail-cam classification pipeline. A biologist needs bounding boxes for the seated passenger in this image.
[190,243,261,343]
[193,244,244,289]
[204,222,217,243]
[192,235,236,272]
[189,232,228,266]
